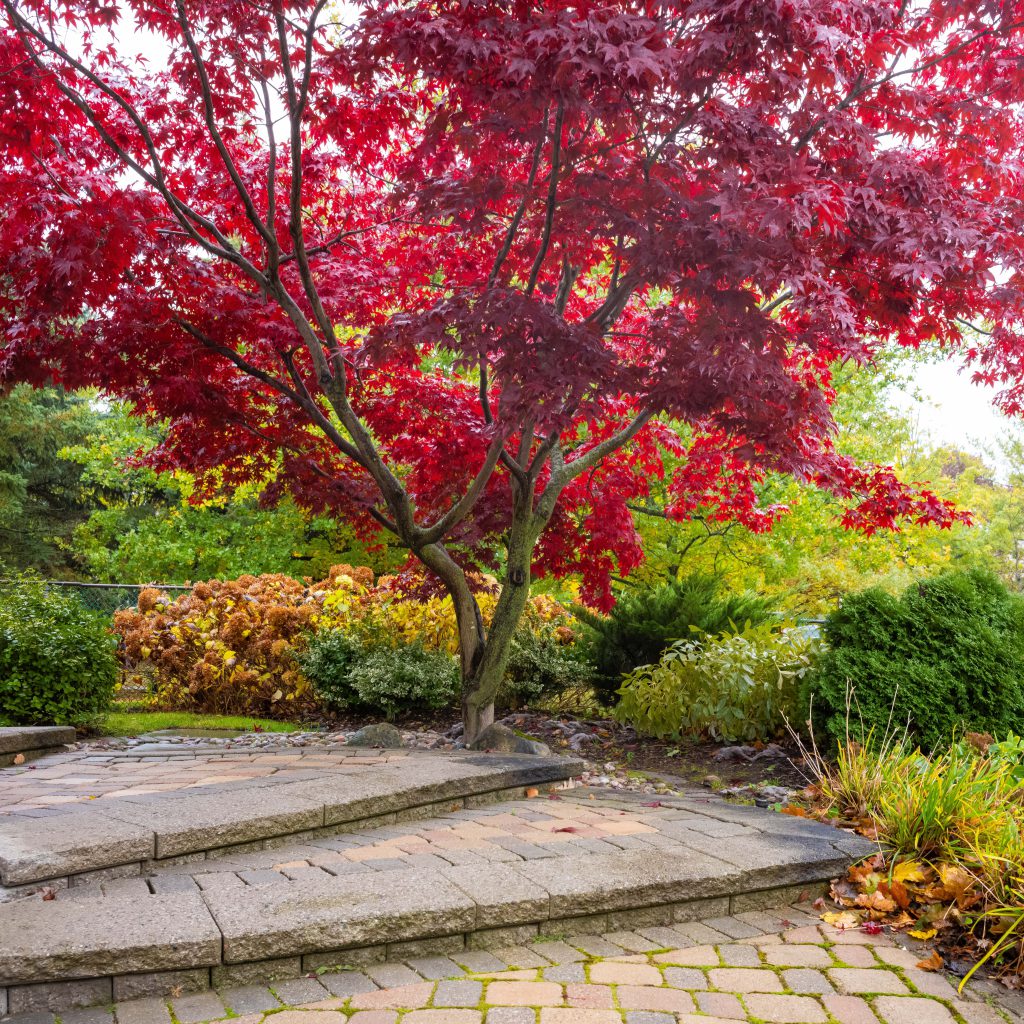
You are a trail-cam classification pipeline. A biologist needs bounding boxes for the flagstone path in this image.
[2,899,1019,1024]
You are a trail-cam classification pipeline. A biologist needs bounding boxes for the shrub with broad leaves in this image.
[614,621,815,742]
[0,574,117,725]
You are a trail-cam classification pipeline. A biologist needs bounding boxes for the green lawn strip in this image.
[98,710,303,736]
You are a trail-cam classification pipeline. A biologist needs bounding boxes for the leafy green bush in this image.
[614,621,815,742]
[805,569,1024,750]
[499,624,592,709]
[0,575,117,725]
[574,574,772,703]
[301,630,459,718]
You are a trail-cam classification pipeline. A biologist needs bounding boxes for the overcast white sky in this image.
[891,358,1016,472]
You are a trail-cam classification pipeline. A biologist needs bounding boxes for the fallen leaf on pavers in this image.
[822,910,863,929]
[855,890,897,915]
[40,887,56,901]
[553,826,580,833]
[890,880,912,910]
[782,804,810,817]
[813,897,827,910]
[862,921,884,935]
[909,926,938,940]
[642,801,663,808]
[893,860,930,884]
[12,753,24,765]
[525,787,539,798]
[917,950,944,971]
[170,986,184,998]
[934,864,980,908]
[548,793,563,801]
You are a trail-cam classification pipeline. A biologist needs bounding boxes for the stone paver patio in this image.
[0,744,415,813]
[2,899,1018,1024]
[0,742,889,1023]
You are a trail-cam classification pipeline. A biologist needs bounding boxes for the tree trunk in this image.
[419,493,552,745]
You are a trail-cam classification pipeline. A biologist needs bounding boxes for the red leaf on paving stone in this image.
[547,793,563,801]
[862,921,884,935]
[554,826,581,833]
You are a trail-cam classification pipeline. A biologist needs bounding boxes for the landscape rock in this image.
[468,723,549,755]
[347,723,405,748]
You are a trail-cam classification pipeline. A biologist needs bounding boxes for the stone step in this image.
[0,752,583,891]
[0,790,874,1012]
[0,728,76,768]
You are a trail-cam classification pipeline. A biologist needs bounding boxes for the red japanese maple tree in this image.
[2,0,1023,738]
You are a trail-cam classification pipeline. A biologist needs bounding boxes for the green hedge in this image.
[0,576,117,725]
[804,569,1024,749]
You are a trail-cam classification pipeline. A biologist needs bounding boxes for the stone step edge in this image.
[0,727,76,768]
[0,776,570,898]
[0,876,831,1017]
[0,839,858,989]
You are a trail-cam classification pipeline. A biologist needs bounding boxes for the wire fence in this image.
[24,580,191,615]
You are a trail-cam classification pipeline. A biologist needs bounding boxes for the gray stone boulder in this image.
[347,723,404,748]
[467,722,551,756]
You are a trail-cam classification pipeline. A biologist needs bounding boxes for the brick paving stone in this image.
[603,932,660,953]
[951,1000,1008,1024]
[835,946,879,968]
[743,994,828,1023]
[662,968,708,990]
[708,968,784,993]
[638,927,693,948]
[319,972,379,998]
[272,979,332,1004]
[718,943,762,966]
[653,946,719,967]
[905,970,959,1000]
[4,1014,56,1024]
[695,992,746,1018]
[61,1007,114,1024]
[829,970,910,995]
[784,969,835,994]
[434,981,484,1007]
[873,949,922,971]
[350,984,435,1010]
[458,953,509,974]
[538,1010,620,1024]
[624,1012,674,1024]
[531,943,585,965]
[408,957,467,981]
[705,917,763,940]
[821,994,881,1024]
[565,985,614,1009]
[267,1013,347,1024]
[366,965,424,989]
[494,948,550,969]
[571,938,625,958]
[824,927,893,947]
[485,1008,535,1024]
[348,1012,399,1024]
[766,945,834,968]
[589,963,662,986]
[616,987,695,1013]
[544,965,587,984]
[170,992,226,1024]
[478,973,540,983]
[783,927,825,945]
[485,982,563,1007]
[874,996,955,1024]
[404,1011,483,1024]
[218,985,280,1014]
[677,923,732,945]
[113,997,172,1024]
